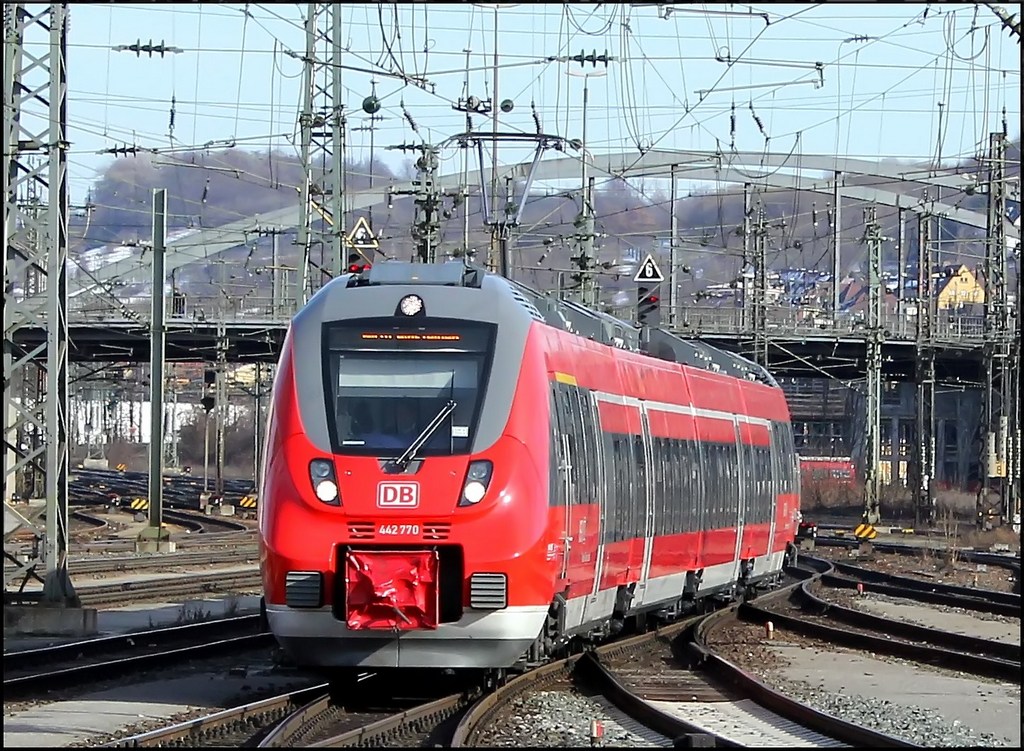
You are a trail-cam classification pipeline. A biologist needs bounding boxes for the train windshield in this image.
[323,320,496,456]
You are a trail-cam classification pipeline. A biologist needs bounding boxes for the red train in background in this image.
[799,457,856,487]
[258,261,801,672]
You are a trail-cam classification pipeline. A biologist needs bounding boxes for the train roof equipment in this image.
[339,260,776,387]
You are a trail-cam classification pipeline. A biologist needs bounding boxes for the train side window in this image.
[651,437,663,537]
[618,434,634,545]
[633,432,647,540]
[725,444,732,525]
[548,387,563,507]
[706,443,716,528]
[613,435,629,542]
[557,383,573,499]
[690,439,702,531]
[759,446,771,523]
[577,387,593,504]
[676,439,687,534]
[782,422,798,494]
[768,425,781,509]
[714,443,723,529]
[557,384,584,505]
[666,438,676,536]
[602,428,618,544]
[581,390,602,509]
[655,436,663,536]
[727,443,737,526]
[687,439,699,533]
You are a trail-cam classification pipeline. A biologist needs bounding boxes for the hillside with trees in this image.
[71,139,1020,309]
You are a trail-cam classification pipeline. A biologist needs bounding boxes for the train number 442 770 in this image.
[377,524,420,535]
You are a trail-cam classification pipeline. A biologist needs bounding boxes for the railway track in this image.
[741,560,1020,683]
[75,528,257,554]
[16,548,258,578]
[95,552,1014,749]
[4,615,269,700]
[69,468,256,509]
[6,569,262,609]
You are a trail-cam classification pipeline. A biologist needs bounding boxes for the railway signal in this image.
[637,286,661,327]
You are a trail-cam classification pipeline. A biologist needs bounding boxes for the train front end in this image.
[259,262,555,670]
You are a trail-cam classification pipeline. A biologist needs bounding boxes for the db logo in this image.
[377,482,419,508]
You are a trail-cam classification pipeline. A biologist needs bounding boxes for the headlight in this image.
[458,460,493,506]
[462,480,486,504]
[309,459,341,506]
[314,479,339,502]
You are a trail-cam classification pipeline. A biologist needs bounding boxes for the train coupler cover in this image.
[344,549,439,630]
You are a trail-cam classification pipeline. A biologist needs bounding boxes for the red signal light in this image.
[648,295,659,304]
[348,263,372,273]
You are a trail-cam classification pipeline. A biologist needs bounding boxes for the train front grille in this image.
[285,571,323,608]
[469,573,507,610]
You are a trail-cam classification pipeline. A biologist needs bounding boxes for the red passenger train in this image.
[259,261,801,671]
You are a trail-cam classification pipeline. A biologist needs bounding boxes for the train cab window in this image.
[323,320,495,456]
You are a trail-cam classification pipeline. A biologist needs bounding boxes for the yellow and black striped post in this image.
[129,497,150,511]
[854,523,878,541]
[238,495,258,510]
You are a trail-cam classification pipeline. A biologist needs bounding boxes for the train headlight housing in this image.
[398,294,424,316]
[309,459,341,506]
[458,460,493,506]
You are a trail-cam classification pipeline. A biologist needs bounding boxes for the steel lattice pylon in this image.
[3,3,75,601]
[297,3,345,303]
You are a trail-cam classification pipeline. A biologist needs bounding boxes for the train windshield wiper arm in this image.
[394,399,457,470]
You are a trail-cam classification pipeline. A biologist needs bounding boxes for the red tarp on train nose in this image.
[344,549,439,630]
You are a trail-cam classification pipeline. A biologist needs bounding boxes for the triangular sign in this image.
[633,253,665,283]
[346,216,379,251]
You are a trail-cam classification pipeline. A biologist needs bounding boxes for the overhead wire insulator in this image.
[531,101,542,134]
[749,101,767,138]
[168,95,176,141]
[113,39,184,57]
[401,101,421,137]
[730,102,736,149]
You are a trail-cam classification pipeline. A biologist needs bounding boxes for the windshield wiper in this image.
[393,399,457,470]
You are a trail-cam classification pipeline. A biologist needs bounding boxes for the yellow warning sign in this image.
[854,523,878,540]
[346,215,378,252]
[129,498,149,511]
[238,495,258,509]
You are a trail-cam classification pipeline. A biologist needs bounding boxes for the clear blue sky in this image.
[24,3,1022,204]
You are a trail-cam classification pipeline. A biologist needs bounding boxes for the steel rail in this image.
[685,564,923,748]
[819,573,1020,617]
[5,631,274,699]
[794,578,1020,662]
[101,684,331,748]
[4,614,262,671]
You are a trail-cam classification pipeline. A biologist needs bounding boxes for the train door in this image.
[549,386,573,584]
[731,417,746,585]
[767,422,780,555]
[580,390,610,625]
[637,403,656,605]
